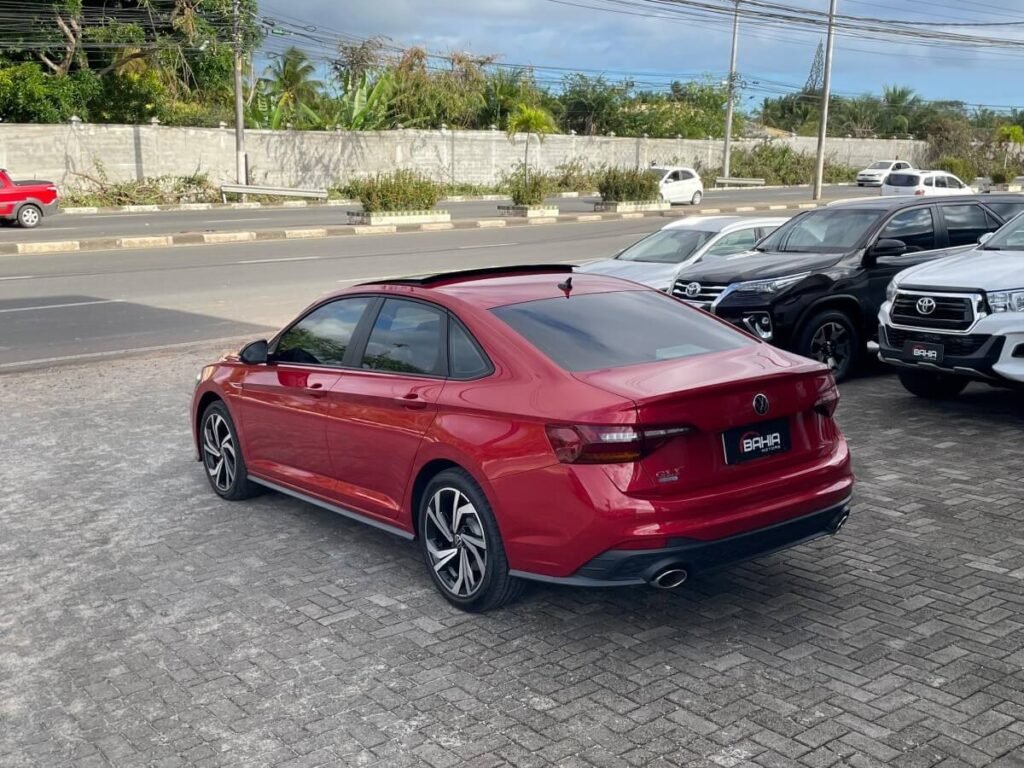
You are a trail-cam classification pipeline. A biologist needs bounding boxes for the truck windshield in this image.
[756,209,881,253]
[981,214,1024,251]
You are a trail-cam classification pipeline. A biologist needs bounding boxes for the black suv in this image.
[671,194,1024,380]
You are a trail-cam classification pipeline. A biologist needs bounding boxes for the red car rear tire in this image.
[418,468,523,612]
[17,204,42,229]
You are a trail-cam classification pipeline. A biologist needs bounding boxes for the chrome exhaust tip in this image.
[651,568,688,590]
[831,511,850,534]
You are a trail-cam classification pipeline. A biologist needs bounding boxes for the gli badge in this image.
[916,297,936,315]
[684,282,702,298]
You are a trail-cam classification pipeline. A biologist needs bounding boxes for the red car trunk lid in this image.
[573,346,838,496]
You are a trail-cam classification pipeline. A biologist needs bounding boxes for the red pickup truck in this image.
[0,169,60,229]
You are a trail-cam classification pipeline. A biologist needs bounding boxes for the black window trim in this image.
[447,314,495,381]
[873,204,940,254]
[268,293,381,371]
[350,295,452,380]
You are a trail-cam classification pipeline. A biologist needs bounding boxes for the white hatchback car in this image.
[857,159,913,187]
[881,170,975,197]
[649,165,704,205]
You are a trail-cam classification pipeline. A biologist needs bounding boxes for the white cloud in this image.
[258,0,1024,107]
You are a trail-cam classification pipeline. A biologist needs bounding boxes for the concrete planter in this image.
[593,200,670,213]
[347,210,451,226]
[987,183,1023,193]
[498,205,560,218]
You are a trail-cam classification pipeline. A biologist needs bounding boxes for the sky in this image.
[258,0,1024,112]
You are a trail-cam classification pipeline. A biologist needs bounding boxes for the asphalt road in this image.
[0,185,878,242]
[0,217,665,368]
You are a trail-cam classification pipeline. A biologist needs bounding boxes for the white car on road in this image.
[857,160,913,187]
[881,170,975,197]
[649,165,704,205]
[578,215,788,291]
[879,216,1024,398]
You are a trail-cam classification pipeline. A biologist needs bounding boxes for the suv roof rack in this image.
[359,264,574,287]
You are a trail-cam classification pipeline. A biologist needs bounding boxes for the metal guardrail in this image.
[220,184,328,202]
[715,177,766,187]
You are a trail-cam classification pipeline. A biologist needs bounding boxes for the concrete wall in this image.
[0,123,929,189]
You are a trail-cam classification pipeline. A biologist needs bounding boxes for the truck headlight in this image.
[989,289,1024,313]
[732,272,809,295]
[886,280,899,302]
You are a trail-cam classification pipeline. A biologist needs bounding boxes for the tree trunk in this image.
[524,134,530,184]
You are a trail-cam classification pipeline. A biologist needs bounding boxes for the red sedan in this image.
[192,266,853,611]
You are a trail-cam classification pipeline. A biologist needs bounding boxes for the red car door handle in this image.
[397,393,427,410]
[306,382,327,398]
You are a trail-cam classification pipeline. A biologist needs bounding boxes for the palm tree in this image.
[482,68,529,129]
[881,85,920,137]
[264,47,323,126]
[506,104,557,180]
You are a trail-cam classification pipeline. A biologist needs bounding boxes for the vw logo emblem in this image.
[753,393,770,416]
[684,282,702,298]
[916,297,937,315]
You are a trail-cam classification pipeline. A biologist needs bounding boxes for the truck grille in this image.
[884,328,990,356]
[672,282,727,308]
[891,292,976,331]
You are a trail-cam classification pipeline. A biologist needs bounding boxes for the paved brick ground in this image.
[1,350,1022,768]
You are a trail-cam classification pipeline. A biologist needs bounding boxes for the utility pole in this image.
[722,0,740,179]
[813,0,838,200]
[233,0,246,185]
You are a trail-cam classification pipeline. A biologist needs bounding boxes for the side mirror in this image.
[869,238,908,258]
[979,232,994,245]
[240,339,269,364]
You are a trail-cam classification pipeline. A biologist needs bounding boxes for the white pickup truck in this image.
[878,221,1024,398]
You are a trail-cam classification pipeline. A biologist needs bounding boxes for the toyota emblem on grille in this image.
[753,393,770,416]
[916,297,937,315]
[684,282,702,298]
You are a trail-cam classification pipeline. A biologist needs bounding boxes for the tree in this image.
[558,73,628,135]
[506,104,557,179]
[835,95,881,138]
[996,124,1024,168]
[481,68,537,129]
[263,47,323,128]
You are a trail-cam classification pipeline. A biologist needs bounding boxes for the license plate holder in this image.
[723,418,791,465]
[902,340,944,364]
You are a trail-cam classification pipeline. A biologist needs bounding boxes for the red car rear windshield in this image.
[492,290,750,372]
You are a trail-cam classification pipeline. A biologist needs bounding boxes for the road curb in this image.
[57,191,603,216]
[2,202,825,256]
[55,187,841,216]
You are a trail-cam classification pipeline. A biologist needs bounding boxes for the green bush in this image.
[597,167,660,202]
[551,159,601,191]
[503,164,551,206]
[349,169,442,212]
[990,169,1009,185]
[934,155,977,183]
[694,141,857,187]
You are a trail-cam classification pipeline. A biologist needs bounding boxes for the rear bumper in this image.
[492,438,853,580]
[511,496,852,587]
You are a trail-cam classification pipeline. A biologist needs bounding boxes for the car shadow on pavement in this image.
[0,294,270,367]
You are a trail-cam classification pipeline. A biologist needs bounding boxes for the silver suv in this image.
[878,216,1024,398]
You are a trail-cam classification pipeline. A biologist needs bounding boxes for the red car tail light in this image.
[914,189,926,196]
[545,424,693,464]
[814,377,840,417]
